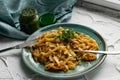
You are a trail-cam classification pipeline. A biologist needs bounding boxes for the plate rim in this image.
[22,23,107,79]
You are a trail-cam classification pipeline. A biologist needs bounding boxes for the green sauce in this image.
[39,13,56,27]
[19,7,39,34]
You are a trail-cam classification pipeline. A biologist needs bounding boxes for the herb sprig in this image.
[56,28,75,43]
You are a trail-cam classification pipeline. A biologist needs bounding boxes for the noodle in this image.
[30,27,98,72]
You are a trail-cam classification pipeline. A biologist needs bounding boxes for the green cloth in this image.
[0,0,77,40]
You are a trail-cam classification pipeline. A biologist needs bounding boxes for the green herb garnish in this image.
[56,28,75,43]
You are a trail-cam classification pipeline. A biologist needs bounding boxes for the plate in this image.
[22,23,106,79]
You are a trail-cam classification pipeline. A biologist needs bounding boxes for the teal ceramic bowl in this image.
[22,23,106,80]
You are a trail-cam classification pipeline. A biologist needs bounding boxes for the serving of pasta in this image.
[30,27,99,72]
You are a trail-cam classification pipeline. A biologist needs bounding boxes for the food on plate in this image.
[30,27,99,72]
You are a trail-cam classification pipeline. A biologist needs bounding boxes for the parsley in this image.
[56,28,75,43]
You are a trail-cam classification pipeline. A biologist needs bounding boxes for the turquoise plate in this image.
[22,23,106,80]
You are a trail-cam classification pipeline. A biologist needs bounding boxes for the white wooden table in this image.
[0,6,120,80]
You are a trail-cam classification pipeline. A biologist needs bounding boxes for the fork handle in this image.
[82,50,120,55]
[0,47,15,53]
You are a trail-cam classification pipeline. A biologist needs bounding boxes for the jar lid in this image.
[39,13,56,27]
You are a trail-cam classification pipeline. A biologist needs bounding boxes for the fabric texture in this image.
[0,0,77,40]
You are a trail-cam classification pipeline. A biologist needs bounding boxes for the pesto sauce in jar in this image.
[19,7,39,34]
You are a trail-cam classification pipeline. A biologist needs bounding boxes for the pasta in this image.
[30,27,99,72]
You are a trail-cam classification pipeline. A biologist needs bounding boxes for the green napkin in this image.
[0,0,77,40]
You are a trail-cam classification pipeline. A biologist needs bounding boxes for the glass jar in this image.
[19,7,39,34]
